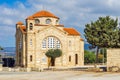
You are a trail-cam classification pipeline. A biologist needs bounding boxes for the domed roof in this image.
[26,10,59,20]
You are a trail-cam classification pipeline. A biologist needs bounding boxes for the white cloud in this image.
[107,0,120,8]
[0,26,15,45]
[0,0,120,47]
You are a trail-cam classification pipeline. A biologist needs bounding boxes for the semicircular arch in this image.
[41,35,63,49]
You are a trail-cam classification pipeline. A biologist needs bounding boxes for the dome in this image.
[26,10,59,20]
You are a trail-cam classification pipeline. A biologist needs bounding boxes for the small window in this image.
[30,39,32,46]
[30,55,32,62]
[75,54,78,64]
[29,23,33,30]
[35,19,40,24]
[69,56,71,62]
[19,40,22,50]
[56,20,58,24]
[46,19,51,24]
[19,52,21,64]
[42,39,46,48]
[69,41,71,46]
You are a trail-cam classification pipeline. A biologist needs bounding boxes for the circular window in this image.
[35,19,40,24]
[46,19,51,24]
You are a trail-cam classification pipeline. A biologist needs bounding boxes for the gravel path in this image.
[0,71,120,80]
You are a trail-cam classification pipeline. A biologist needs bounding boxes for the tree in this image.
[84,16,119,63]
[0,46,3,63]
[100,48,107,63]
[0,46,3,50]
[98,54,103,63]
[45,49,62,67]
[84,50,95,64]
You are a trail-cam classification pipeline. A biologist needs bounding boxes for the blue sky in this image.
[0,0,120,47]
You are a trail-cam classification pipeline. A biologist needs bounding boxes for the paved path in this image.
[0,71,120,80]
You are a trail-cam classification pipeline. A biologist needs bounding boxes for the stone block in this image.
[26,68,31,72]
[112,67,119,72]
[0,64,2,71]
[107,49,120,72]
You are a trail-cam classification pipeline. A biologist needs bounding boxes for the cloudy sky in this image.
[0,0,120,47]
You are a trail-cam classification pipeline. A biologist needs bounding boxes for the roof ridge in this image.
[63,28,80,36]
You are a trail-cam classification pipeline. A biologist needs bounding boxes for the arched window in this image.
[42,37,61,49]
[35,19,40,24]
[46,19,51,24]
[29,23,33,30]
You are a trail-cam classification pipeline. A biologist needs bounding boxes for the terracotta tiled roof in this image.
[26,10,59,20]
[27,16,34,20]
[63,28,80,35]
[16,21,23,25]
[20,26,26,34]
[80,38,84,41]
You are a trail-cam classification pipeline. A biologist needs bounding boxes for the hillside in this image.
[0,44,91,56]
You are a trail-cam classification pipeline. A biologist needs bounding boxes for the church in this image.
[15,10,84,68]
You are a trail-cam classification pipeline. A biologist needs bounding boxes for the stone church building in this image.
[15,10,84,68]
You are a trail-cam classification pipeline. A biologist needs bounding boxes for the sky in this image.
[0,0,120,47]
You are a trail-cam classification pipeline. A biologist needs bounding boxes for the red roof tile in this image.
[20,26,26,34]
[63,28,80,35]
[27,16,34,20]
[16,21,23,25]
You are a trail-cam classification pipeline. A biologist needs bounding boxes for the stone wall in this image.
[0,64,2,71]
[107,49,120,72]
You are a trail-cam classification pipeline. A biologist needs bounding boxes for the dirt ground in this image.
[0,71,120,80]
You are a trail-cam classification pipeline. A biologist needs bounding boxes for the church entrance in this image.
[75,54,78,65]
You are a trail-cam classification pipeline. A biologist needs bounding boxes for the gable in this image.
[37,25,66,36]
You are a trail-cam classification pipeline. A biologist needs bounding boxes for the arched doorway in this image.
[75,54,78,65]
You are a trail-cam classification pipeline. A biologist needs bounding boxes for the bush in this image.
[84,50,95,64]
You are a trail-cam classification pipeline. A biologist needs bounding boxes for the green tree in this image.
[98,53,103,63]
[45,49,62,67]
[100,48,107,63]
[84,16,120,63]
[84,50,95,64]
[0,46,3,62]
[0,46,3,50]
